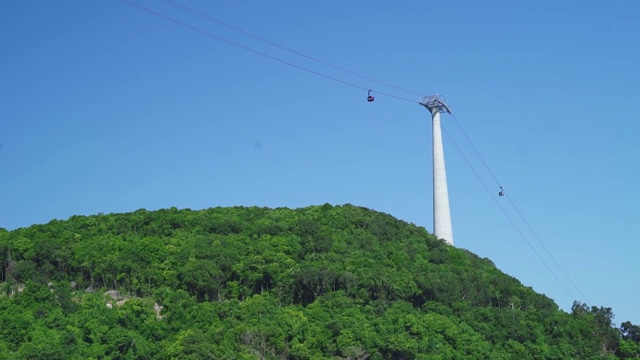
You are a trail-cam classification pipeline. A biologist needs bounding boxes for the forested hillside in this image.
[0,204,638,359]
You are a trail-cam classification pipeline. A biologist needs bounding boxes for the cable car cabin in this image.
[367,90,374,102]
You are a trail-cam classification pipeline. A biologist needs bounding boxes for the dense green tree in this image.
[618,321,640,359]
[0,205,631,358]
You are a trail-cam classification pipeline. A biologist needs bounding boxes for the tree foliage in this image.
[0,204,636,359]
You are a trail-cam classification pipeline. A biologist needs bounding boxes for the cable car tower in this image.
[420,95,454,245]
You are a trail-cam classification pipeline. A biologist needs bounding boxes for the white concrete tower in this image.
[420,95,454,245]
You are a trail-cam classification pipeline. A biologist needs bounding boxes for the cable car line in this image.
[504,195,590,303]
[441,126,577,301]
[451,114,502,187]
[158,0,425,98]
[117,0,588,304]
[117,0,417,104]
[447,114,589,304]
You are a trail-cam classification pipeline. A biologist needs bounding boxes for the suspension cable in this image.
[448,114,588,303]
[117,0,417,103]
[504,195,590,303]
[441,125,577,301]
[451,114,502,187]
[158,0,426,97]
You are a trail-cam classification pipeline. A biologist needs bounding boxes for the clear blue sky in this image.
[2,1,639,324]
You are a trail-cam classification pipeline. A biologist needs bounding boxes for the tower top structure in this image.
[419,95,452,115]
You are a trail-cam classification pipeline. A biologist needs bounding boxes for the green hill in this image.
[0,204,638,359]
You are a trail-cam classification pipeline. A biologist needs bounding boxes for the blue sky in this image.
[2,1,639,324]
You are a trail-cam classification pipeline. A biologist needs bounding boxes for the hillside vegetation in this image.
[1,204,638,359]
